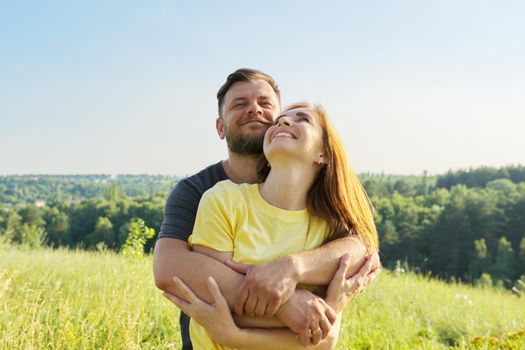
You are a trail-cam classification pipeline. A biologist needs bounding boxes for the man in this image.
[153,68,380,349]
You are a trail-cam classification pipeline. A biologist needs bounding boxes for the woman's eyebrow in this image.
[295,111,312,118]
[275,111,312,121]
[278,110,310,116]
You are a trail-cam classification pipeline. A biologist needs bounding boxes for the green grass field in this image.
[1,247,524,349]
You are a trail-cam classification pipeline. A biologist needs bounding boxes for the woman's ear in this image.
[315,154,327,165]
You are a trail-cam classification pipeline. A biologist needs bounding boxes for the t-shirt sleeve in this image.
[157,179,200,241]
[188,184,235,252]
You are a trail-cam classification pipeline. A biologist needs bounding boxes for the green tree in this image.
[68,200,100,245]
[490,236,515,286]
[506,195,525,250]
[2,211,22,243]
[120,218,155,258]
[379,220,399,265]
[476,272,493,288]
[393,180,414,197]
[13,224,46,248]
[469,238,491,279]
[85,217,115,248]
[18,205,45,227]
[44,208,70,246]
[105,183,124,202]
[517,237,525,276]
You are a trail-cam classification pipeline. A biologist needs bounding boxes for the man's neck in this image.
[222,152,259,184]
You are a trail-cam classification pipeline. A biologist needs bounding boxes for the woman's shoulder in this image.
[202,180,253,203]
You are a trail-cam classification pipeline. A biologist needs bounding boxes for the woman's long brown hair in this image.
[256,102,379,252]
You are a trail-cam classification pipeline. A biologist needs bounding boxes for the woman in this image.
[165,102,379,349]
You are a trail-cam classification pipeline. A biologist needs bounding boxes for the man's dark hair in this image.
[216,68,280,117]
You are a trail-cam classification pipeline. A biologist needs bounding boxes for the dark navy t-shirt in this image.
[157,161,228,350]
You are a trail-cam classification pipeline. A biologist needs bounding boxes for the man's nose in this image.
[248,101,263,114]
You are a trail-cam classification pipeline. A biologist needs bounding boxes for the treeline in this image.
[0,191,165,252]
[1,165,524,289]
[0,174,178,204]
[371,179,525,288]
[435,165,525,189]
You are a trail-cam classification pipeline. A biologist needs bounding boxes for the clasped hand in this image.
[163,253,380,347]
[225,256,298,318]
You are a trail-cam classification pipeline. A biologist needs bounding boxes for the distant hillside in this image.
[0,174,179,204]
[1,165,523,204]
[1,165,524,291]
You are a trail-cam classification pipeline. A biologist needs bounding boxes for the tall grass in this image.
[0,248,523,349]
[0,247,180,349]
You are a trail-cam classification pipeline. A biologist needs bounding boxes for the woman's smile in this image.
[272,131,296,140]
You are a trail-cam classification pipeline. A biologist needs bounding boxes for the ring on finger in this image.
[311,327,322,335]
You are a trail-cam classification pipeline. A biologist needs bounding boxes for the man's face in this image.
[217,80,280,155]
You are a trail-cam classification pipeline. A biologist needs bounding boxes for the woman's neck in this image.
[259,162,319,211]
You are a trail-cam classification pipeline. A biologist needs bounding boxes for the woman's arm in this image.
[162,251,369,349]
[191,244,337,337]
[225,235,381,319]
[164,276,341,349]
[228,316,341,350]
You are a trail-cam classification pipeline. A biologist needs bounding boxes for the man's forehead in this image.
[225,80,277,100]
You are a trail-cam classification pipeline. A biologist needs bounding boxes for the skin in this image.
[163,254,380,349]
[153,80,381,344]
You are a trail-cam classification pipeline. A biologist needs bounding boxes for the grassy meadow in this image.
[0,247,524,350]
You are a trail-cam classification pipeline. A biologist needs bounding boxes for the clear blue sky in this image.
[1,1,524,176]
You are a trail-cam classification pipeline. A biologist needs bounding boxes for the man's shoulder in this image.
[173,161,228,196]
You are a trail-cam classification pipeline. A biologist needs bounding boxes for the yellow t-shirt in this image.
[188,180,330,350]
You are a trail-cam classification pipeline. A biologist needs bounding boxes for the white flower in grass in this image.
[455,293,473,305]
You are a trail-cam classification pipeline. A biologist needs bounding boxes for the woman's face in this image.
[263,107,325,165]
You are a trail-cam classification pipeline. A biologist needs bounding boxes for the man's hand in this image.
[326,253,381,313]
[226,256,299,318]
[274,289,337,346]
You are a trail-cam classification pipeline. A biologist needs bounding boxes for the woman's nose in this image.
[278,116,292,126]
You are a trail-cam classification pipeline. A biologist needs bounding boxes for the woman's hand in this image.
[163,276,239,346]
[275,288,337,346]
[326,253,380,313]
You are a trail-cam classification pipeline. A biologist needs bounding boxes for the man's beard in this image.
[225,132,265,156]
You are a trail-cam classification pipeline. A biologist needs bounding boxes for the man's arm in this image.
[153,176,247,306]
[163,275,341,350]
[153,238,243,307]
[227,234,379,317]
[291,235,376,285]
[153,239,308,330]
